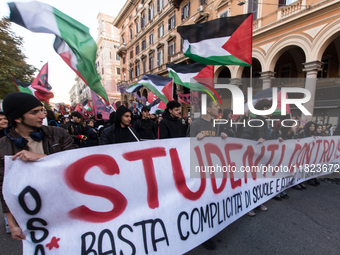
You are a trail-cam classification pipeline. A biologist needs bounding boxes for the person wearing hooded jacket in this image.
[133,106,156,140]
[241,99,271,216]
[99,106,138,144]
[216,108,236,137]
[159,101,184,139]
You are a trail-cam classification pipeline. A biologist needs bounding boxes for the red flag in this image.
[178,91,199,107]
[91,90,110,120]
[30,63,53,102]
[74,104,82,113]
[148,92,157,104]
[112,102,117,111]
[162,80,173,101]
[31,63,52,90]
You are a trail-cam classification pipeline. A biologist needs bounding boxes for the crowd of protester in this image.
[1,92,339,251]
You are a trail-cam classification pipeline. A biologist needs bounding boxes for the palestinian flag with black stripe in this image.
[166,63,222,104]
[126,74,172,104]
[177,13,253,66]
[8,1,109,103]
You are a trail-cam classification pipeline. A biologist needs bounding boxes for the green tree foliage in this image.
[0,17,37,99]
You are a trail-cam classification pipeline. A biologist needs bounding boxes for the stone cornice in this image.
[125,4,175,51]
[114,0,136,28]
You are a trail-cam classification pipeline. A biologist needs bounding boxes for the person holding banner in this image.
[0,92,77,240]
[187,96,227,250]
[188,97,228,140]
[241,99,271,216]
[100,105,139,144]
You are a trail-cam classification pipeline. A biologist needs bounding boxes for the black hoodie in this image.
[159,110,184,139]
[99,106,138,144]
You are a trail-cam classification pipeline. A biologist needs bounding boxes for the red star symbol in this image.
[46,236,60,250]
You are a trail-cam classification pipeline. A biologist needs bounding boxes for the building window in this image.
[136,64,140,77]
[168,15,175,30]
[129,26,133,39]
[149,3,154,21]
[136,45,140,55]
[130,68,134,79]
[157,49,163,66]
[122,24,124,29]
[142,39,146,50]
[168,41,175,57]
[157,0,163,12]
[116,53,120,61]
[110,52,112,59]
[150,33,154,45]
[102,68,104,75]
[117,67,121,75]
[248,0,258,20]
[130,50,134,59]
[129,15,132,20]
[149,56,154,70]
[158,24,164,38]
[122,36,125,43]
[181,2,190,20]
[200,0,206,5]
[141,13,146,28]
[123,72,126,81]
[123,57,126,64]
[220,11,228,18]
[136,21,139,34]
[142,59,146,73]
[279,0,296,7]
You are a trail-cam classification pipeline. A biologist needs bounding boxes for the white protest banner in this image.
[3,136,340,254]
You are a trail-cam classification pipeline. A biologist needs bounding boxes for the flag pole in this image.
[250,66,253,88]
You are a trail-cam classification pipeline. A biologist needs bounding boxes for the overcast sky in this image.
[0,0,126,103]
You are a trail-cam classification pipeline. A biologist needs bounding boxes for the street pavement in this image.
[1,180,340,255]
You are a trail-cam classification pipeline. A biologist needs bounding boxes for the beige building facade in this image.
[115,0,340,123]
[96,13,122,104]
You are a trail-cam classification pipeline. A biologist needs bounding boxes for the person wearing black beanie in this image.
[0,92,77,241]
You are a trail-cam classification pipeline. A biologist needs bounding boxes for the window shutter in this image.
[181,7,184,20]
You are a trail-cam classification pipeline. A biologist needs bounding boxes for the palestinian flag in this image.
[147,93,166,114]
[177,14,252,66]
[167,63,222,104]
[126,74,172,104]
[13,77,54,103]
[8,1,109,103]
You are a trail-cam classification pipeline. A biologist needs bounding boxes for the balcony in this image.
[117,44,127,57]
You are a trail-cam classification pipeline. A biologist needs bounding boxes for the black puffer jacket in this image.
[133,118,156,140]
[84,126,99,146]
